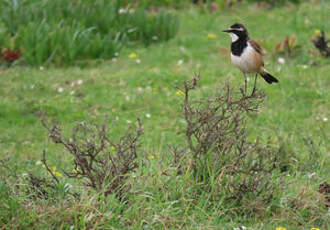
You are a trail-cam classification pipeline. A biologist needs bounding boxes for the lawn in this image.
[0,1,329,229]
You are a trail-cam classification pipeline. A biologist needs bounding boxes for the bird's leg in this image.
[251,74,258,96]
[244,73,247,95]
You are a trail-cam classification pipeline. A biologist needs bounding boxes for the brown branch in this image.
[41,150,59,183]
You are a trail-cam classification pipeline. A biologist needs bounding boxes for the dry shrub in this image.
[41,115,143,196]
[178,74,281,209]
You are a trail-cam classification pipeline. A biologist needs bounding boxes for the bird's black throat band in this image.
[231,37,248,56]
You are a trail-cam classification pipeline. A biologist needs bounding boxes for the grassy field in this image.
[1,1,329,229]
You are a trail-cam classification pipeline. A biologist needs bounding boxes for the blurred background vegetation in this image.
[0,0,179,66]
[0,0,307,66]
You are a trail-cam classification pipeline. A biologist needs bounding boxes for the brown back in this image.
[248,38,263,54]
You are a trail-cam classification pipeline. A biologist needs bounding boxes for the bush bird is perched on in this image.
[223,23,278,95]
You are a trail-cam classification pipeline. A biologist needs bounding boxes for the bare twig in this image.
[41,150,59,183]
[40,115,143,196]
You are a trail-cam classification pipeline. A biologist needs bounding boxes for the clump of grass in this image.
[127,9,180,46]
[0,0,179,66]
[247,0,303,6]
[121,0,192,9]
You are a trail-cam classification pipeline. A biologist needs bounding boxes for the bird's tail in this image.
[260,69,279,84]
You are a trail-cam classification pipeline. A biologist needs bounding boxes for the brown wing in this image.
[249,38,263,55]
[249,38,264,68]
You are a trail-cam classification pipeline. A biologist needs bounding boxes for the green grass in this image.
[0,1,329,229]
[0,0,179,66]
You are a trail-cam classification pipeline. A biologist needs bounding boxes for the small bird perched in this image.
[223,23,278,95]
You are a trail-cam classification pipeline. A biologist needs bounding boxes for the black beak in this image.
[222,29,231,33]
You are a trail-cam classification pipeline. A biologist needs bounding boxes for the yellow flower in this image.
[276,227,286,230]
[148,155,155,160]
[49,166,63,177]
[128,53,137,58]
[53,171,62,177]
[207,33,217,39]
[314,29,321,36]
[311,228,320,230]
[72,168,80,174]
[176,90,184,96]
[111,146,116,151]
[50,166,57,171]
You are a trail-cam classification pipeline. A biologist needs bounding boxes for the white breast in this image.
[231,42,258,74]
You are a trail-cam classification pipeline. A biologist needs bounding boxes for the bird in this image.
[222,23,278,95]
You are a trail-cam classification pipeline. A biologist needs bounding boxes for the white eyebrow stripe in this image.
[231,27,244,31]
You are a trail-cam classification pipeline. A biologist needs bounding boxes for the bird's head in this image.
[222,23,248,42]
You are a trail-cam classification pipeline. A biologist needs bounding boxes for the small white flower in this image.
[58,87,64,93]
[136,59,141,64]
[322,117,328,122]
[39,66,44,71]
[118,8,127,14]
[30,84,35,89]
[70,91,75,95]
[302,65,308,69]
[278,57,285,64]
[112,58,117,62]
[126,120,132,124]
[307,172,316,178]
[77,79,83,85]
[145,113,151,118]
[246,77,250,82]
[146,86,152,91]
[35,160,42,165]
[137,87,143,93]
[152,36,158,40]
[114,52,119,57]
[177,60,183,66]
[125,95,130,101]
